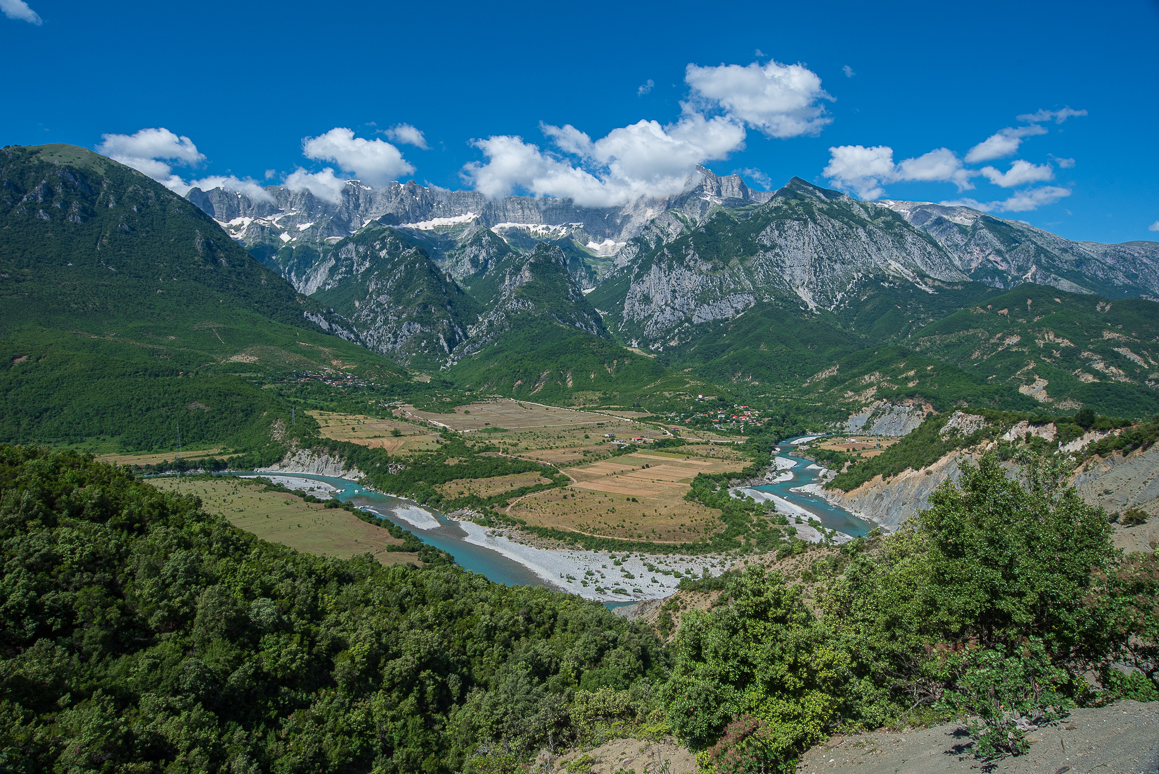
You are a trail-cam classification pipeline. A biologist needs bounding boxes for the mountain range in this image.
[184,162,1159,416]
[2,143,1157,455]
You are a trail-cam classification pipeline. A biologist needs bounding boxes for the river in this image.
[234,437,871,600]
[748,435,876,538]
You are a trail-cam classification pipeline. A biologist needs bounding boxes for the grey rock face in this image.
[845,401,929,436]
[1071,444,1159,516]
[604,179,967,348]
[257,449,365,480]
[189,170,1159,364]
[188,166,774,258]
[452,243,607,361]
[879,201,1159,298]
[303,228,479,366]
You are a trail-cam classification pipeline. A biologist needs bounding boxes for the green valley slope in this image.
[0,144,406,452]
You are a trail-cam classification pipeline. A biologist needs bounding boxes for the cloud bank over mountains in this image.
[822,107,1087,211]
[462,58,834,207]
[94,57,1089,216]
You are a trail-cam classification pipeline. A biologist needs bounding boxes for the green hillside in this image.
[3,445,1154,772]
[911,285,1159,418]
[795,344,1040,413]
[658,302,861,387]
[447,243,705,404]
[448,322,701,403]
[0,144,406,451]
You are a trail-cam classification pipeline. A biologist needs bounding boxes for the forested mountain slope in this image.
[0,144,405,451]
[910,284,1159,416]
[304,226,481,368]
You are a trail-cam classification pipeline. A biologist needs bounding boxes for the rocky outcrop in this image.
[257,449,364,480]
[301,227,480,365]
[1071,444,1159,517]
[812,451,974,530]
[939,411,988,437]
[845,401,931,436]
[1001,421,1057,442]
[816,437,1159,532]
[451,243,608,360]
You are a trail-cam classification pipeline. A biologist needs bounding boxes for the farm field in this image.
[507,450,748,543]
[812,435,901,459]
[436,471,553,499]
[401,399,735,466]
[148,477,418,565]
[310,410,441,454]
[402,399,638,434]
[97,447,226,467]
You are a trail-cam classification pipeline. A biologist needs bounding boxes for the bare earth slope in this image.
[797,701,1158,774]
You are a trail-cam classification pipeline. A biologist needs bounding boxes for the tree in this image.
[917,453,1114,660]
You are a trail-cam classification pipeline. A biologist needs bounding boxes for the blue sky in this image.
[3,0,1157,243]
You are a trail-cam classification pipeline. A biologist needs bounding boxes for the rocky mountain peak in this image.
[774,177,848,202]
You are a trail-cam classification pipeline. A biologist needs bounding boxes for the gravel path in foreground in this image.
[797,700,1158,774]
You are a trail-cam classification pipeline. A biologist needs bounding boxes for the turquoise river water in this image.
[237,436,870,598]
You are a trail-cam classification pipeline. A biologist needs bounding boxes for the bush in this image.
[1121,508,1148,527]
[942,640,1072,759]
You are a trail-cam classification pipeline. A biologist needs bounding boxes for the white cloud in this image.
[823,145,973,200]
[0,0,41,24]
[942,186,1071,213]
[98,127,204,169]
[685,59,833,138]
[896,148,974,189]
[1017,107,1088,124]
[843,65,855,78]
[301,128,414,187]
[964,108,1085,165]
[822,145,895,199]
[465,111,747,207]
[965,124,1048,163]
[1050,155,1076,169]
[1149,221,1159,232]
[97,128,206,194]
[734,167,772,190]
[384,123,429,150]
[979,160,1054,188]
[463,56,828,206]
[187,175,273,203]
[991,186,1072,212]
[638,79,655,96]
[96,127,273,202]
[283,168,349,204]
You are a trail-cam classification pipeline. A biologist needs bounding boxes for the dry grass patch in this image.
[508,451,746,543]
[149,478,417,565]
[814,434,901,459]
[310,410,440,454]
[404,399,638,434]
[97,448,225,467]
[436,471,553,499]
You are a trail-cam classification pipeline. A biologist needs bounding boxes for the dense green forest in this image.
[2,446,1155,772]
[0,446,667,773]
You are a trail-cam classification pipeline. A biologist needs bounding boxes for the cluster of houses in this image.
[286,370,376,389]
[665,403,765,432]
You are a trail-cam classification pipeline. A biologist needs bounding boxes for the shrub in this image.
[942,640,1072,759]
